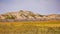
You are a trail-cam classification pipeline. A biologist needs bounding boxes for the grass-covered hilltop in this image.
[0,10,60,22]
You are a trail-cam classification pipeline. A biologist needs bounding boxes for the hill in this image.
[0,10,60,22]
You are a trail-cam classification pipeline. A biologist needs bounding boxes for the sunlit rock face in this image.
[47,14,60,20]
[0,10,60,21]
[0,15,5,20]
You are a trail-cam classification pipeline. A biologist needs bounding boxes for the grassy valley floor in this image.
[0,20,60,34]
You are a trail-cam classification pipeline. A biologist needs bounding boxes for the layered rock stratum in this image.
[0,10,60,22]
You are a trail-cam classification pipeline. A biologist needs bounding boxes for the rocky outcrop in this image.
[0,10,60,22]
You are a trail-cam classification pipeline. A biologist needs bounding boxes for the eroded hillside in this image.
[0,10,60,22]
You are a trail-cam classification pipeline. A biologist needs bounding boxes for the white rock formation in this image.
[0,10,60,21]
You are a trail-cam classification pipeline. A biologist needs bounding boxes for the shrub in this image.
[6,15,15,19]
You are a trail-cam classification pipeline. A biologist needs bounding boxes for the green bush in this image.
[6,15,15,19]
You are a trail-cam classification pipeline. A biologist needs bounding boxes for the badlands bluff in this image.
[0,10,60,22]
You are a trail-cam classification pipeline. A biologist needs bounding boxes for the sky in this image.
[0,0,60,15]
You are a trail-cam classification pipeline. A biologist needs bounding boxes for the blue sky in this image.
[0,0,60,15]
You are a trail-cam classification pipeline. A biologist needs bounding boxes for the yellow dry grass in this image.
[0,20,60,27]
[0,20,60,34]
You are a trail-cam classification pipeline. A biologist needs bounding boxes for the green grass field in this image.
[0,21,60,34]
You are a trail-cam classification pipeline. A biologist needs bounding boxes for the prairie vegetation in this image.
[0,21,60,34]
